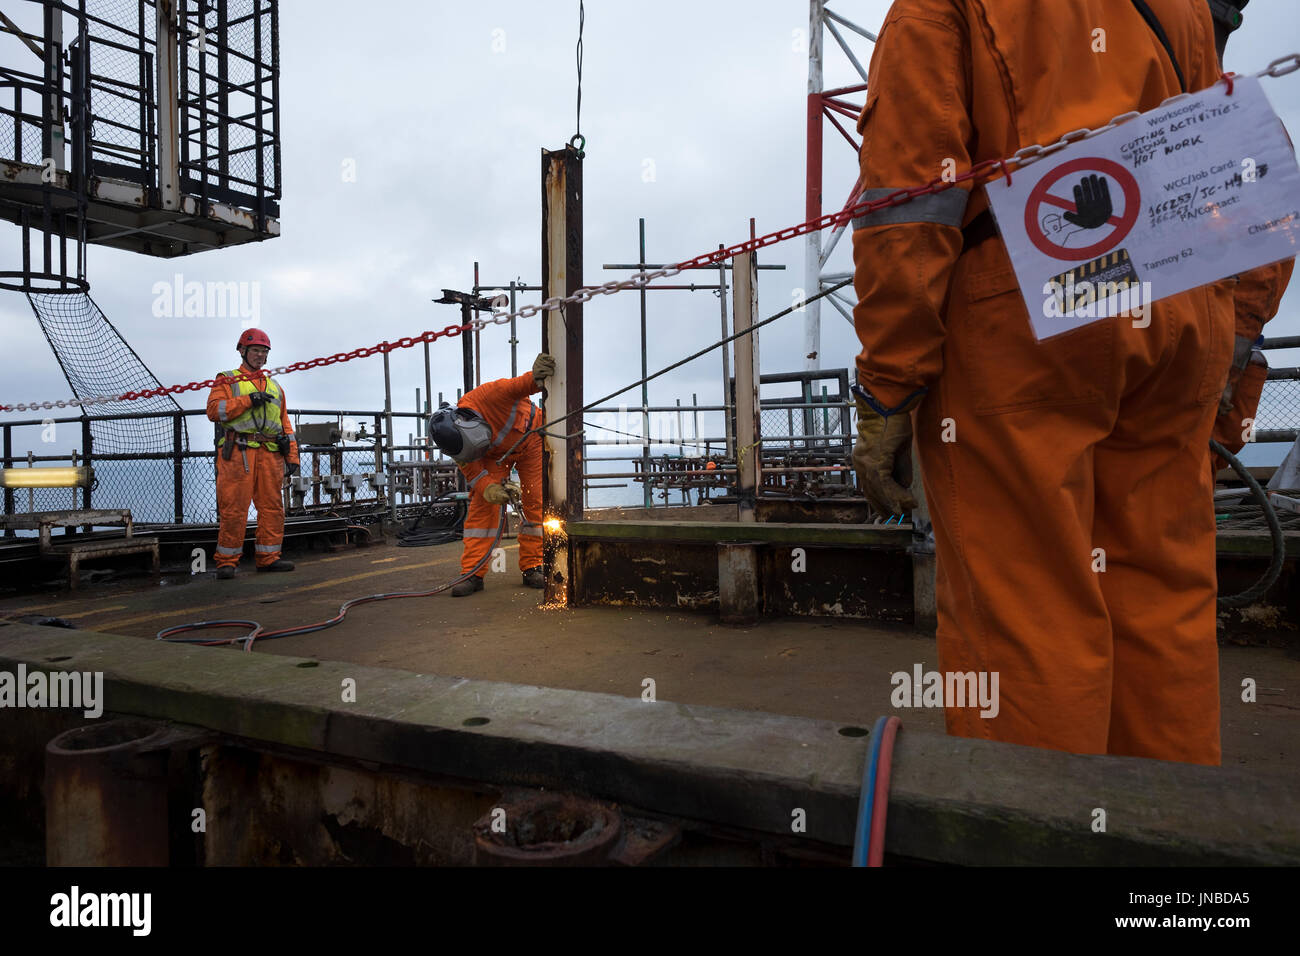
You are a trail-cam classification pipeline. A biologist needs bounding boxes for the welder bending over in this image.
[428,353,555,596]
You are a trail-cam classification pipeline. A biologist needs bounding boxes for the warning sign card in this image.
[987,75,1300,340]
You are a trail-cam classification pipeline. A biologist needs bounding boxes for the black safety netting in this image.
[26,289,186,455]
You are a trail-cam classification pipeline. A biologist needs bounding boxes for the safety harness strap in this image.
[1129,0,1187,94]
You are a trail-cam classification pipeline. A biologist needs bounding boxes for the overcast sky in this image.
[3,0,1299,455]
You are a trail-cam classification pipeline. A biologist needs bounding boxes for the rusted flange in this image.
[45,718,207,867]
[473,792,623,866]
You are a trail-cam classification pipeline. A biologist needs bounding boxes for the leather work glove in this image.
[286,463,300,478]
[248,391,271,406]
[483,482,511,505]
[532,353,556,384]
[852,396,916,518]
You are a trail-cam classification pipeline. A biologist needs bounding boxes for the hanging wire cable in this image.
[569,0,585,156]
[1211,439,1285,607]
[583,419,716,451]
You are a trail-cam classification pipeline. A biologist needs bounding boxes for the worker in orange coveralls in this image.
[849,0,1289,766]
[1210,264,1295,475]
[428,353,554,596]
[1207,2,1296,475]
[205,328,299,579]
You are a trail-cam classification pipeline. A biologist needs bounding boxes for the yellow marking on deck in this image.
[50,604,127,620]
[94,557,459,630]
[370,557,398,564]
[4,599,86,614]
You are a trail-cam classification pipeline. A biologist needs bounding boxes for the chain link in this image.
[1263,53,1300,78]
[5,58,1296,414]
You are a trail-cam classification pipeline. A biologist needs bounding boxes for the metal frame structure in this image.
[176,0,280,227]
[803,0,876,370]
[0,0,280,269]
[0,0,87,290]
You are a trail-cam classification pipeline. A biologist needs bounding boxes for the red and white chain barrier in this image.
[5,54,1297,414]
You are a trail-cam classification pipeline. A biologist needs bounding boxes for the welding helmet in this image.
[1207,0,1248,32]
[428,403,492,463]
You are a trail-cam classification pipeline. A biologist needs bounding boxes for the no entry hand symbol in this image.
[1025,157,1141,261]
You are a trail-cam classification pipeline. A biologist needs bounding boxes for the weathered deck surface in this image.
[1,537,1296,777]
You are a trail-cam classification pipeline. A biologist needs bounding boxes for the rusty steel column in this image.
[541,146,583,604]
[733,251,761,523]
[45,718,174,866]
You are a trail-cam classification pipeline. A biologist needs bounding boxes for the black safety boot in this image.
[217,566,236,580]
[452,575,485,597]
[521,568,545,589]
[256,559,295,573]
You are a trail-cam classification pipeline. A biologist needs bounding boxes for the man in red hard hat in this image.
[205,328,300,579]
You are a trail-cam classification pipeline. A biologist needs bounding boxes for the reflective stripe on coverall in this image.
[206,364,300,568]
[456,371,544,578]
[849,0,1284,765]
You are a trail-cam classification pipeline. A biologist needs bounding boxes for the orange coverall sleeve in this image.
[458,458,491,487]
[205,374,251,425]
[455,372,539,484]
[851,2,973,411]
[497,371,543,402]
[1233,259,1295,341]
[278,384,299,465]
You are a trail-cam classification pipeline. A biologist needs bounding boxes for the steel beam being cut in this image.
[541,146,583,604]
[733,250,760,524]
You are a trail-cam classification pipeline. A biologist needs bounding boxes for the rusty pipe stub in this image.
[473,792,623,866]
[718,541,763,627]
[45,718,178,867]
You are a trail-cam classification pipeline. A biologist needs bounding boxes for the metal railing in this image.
[1,406,457,531]
[4,348,1297,524]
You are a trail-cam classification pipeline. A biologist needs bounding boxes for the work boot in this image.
[521,568,545,589]
[217,566,236,580]
[451,575,485,597]
[256,559,295,573]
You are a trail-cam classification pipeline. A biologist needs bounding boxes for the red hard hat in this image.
[237,328,271,351]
